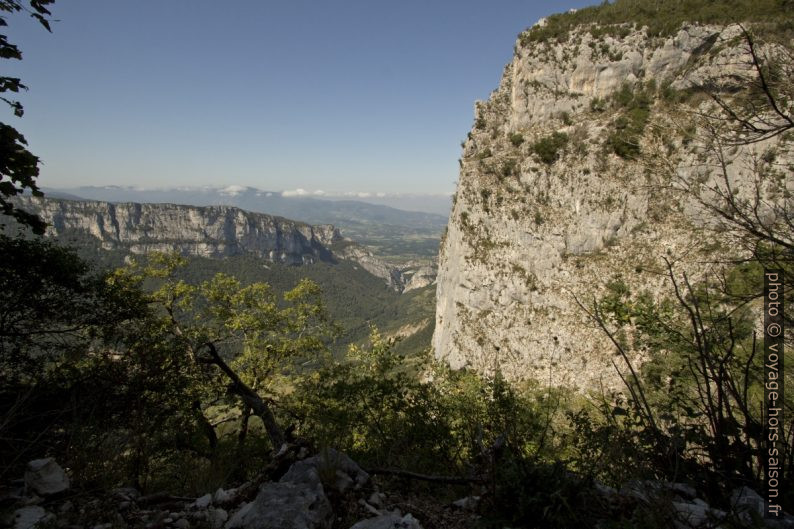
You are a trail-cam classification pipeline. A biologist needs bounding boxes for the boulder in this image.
[24,458,69,496]
[731,487,765,520]
[12,506,52,529]
[225,466,332,529]
[620,480,697,504]
[213,487,236,506]
[192,493,213,510]
[671,500,725,529]
[207,508,228,529]
[451,496,480,511]
[280,448,369,495]
[729,487,794,528]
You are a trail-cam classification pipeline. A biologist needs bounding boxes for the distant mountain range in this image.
[44,186,450,260]
[44,185,451,220]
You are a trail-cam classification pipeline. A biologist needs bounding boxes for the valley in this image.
[1,1,792,527]
[44,186,449,264]
[8,196,438,357]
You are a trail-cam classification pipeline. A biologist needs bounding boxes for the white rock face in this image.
[12,197,406,290]
[506,25,724,129]
[402,266,437,293]
[332,242,406,291]
[432,22,792,388]
[15,197,340,265]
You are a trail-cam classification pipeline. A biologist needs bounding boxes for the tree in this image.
[112,252,337,452]
[0,234,148,479]
[654,26,793,285]
[579,26,793,506]
[0,0,54,235]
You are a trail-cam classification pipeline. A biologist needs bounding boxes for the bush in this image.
[518,0,792,46]
[606,84,651,159]
[581,262,794,509]
[590,97,607,112]
[532,132,569,165]
[509,132,525,147]
[500,158,519,179]
[288,329,553,475]
[476,147,493,160]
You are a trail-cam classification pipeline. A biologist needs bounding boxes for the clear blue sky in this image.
[5,0,596,195]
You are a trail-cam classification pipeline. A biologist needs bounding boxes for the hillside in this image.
[171,255,436,357]
[12,196,432,291]
[6,196,436,356]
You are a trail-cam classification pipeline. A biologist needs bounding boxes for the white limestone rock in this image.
[12,196,406,290]
[432,19,793,389]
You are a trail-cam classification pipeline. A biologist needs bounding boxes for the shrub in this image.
[517,0,793,46]
[500,158,519,179]
[532,132,570,165]
[288,330,552,475]
[581,262,794,509]
[606,84,652,159]
[590,97,607,112]
[509,132,525,147]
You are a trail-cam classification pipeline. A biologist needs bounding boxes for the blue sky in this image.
[5,1,596,195]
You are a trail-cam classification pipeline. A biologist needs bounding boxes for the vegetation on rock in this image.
[520,0,794,45]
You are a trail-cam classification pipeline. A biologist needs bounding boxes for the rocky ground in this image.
[1,447,479,529]
[3,446,793,529]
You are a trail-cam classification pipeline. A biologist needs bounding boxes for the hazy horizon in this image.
[43,183,455,216]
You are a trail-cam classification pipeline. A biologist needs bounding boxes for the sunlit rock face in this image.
[15,197,340,265]
[14,197,416,291]
[433,22,789,389]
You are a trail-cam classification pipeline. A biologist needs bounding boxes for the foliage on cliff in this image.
[520,0,793,45]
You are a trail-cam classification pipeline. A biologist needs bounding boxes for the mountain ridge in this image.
[10,196,430,292]
[43,186,448,261]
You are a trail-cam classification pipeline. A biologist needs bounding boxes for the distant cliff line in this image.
[11,196,340,264]
[9,196,422,292]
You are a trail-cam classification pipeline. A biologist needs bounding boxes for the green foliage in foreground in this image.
[581,261,794,509]
[519,0,793,46]
[46,233,436,358]
[1,234,792,526]
[289,328,562,473]
[0,1,54,235]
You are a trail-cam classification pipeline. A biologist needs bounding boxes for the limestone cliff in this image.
[12,197,407,290]
[433,18,792,388]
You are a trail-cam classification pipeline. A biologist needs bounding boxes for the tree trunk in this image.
[193,400,218,456]
[204,342,285,449]
[238,404,251,449]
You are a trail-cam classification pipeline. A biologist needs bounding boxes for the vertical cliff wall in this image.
[433,19,791,389]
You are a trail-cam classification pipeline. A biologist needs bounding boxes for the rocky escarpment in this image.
[433,19,792,388]
[12,197,409,290]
